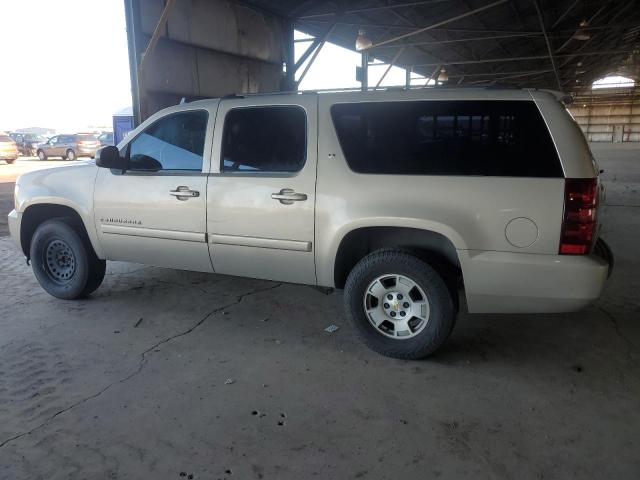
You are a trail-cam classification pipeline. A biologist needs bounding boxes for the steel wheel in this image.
[43,238,76,284]
[66,149,76,161]
[363,274,430,339]
[38,150,46,161]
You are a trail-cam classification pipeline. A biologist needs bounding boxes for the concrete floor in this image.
[0,145,638,479]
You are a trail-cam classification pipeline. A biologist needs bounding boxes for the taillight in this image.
[560,178,598,255]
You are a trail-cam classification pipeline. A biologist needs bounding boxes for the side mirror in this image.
[96,145,126,170]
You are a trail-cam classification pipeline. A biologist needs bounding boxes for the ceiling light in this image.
[437,68,449,83]
[573,19,590,41]
[355,30,372,51]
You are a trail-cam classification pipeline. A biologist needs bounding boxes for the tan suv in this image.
[8,87,613,359]
[37,134,100,161]
[0,133,19,164]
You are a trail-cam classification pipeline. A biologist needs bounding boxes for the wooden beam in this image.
[139,0,177,74]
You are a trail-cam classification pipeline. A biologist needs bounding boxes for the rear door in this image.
[207,95,318,284]
[94,106,216,272]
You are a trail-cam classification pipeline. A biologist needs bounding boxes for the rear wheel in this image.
[5,159,15,165]
[66,149,76,161]
[37,150,46,161]
[30,219,106,299]
[344,249,455,359]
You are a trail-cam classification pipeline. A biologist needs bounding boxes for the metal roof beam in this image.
[366,0,509,49]
[374,47,405,89]
[295,17,342,85]
[294,16,340,71]
[550,0,580,29]
[411,49,635,67]
[298,0,452,19]
[371,32,543,50]
[533,0,561,89]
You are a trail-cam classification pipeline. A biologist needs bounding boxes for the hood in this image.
[14,160,99,217]
[16,160,96,187]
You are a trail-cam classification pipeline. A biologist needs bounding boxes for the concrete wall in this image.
[128,0,287,121]
[568,87,640,142]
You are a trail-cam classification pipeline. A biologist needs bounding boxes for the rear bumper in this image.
[0,151,18,160]
[460,242,612,314]
[8,209,21,251]
[77,147,98,156]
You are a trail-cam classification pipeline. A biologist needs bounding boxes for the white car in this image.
[8,87,613,359]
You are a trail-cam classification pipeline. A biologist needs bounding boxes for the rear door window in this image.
[330,100,563,177]
[221,106,306,173]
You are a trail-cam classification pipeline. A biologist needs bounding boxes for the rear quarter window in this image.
[330,100,563,177]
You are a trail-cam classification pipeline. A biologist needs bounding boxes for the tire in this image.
[37,150,46,161]
[66,149,76,161]
[344,249,455,359]
[5,159,16,165]
[30,218,106,299]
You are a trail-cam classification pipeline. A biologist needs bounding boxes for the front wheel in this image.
[37,150,46,161]
[30,219,106,299]
[344,250,455,359]
[5,159,16,165]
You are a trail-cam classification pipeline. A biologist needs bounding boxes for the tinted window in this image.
[24,134,44,141]
[331,100,562,177]
[128,110,208,171]
[221,106,306,173]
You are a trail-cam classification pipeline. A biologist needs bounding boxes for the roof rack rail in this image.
[195,83,528,103]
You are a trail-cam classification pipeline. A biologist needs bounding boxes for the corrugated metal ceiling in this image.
[244,0,640,92]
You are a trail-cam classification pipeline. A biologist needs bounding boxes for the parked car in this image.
[0,133,19,164]
[8,87,613,359]
[98,132,114,147]
[36,134,100,161]
[9,133,47,156]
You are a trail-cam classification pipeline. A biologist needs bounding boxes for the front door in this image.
[44,136,61,157]
[207,95,318,285]
[94,107,216,272]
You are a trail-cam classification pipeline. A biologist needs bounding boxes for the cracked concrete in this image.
[0,144,638,479]
[0,283,283,450]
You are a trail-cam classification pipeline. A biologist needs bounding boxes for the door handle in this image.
[170,186,200,200]
[271,189,307,205]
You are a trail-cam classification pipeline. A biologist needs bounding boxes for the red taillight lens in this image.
[560,178,598,255]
